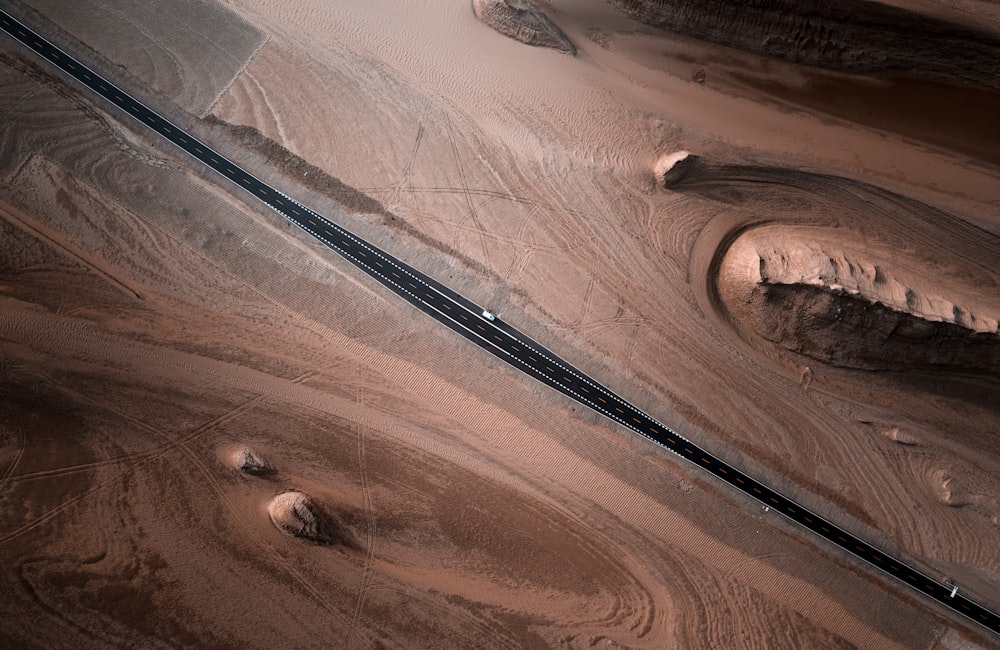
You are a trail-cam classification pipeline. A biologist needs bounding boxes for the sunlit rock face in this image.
[268,491,340,544]
[654,151,695,187]
[609,0,1000,88]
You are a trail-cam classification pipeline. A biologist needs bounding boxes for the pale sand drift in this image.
[1,0,999,647]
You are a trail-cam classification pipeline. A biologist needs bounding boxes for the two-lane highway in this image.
[2,8,997,637]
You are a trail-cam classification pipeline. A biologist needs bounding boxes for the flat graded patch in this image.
[17,0,268,116]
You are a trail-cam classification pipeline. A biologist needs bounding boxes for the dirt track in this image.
[1,0,998,647]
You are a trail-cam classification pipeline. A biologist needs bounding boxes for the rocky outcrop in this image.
[233,446,275,475]
[745,282,1000,374]
[267,491,343,544]
[653,151,695,186]
[609,0,1000,89]
[473,0,576,54]
[696,159,1000,380]
[716,226,1000,376]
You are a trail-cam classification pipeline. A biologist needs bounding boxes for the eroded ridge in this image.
[610,0,1000,89]
[719,226,1000,374]
[675,159,999,379]
[472,0,576,54]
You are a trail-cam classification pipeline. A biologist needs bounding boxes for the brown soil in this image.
[1,0,998,647]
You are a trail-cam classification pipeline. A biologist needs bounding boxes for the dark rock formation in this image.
[473,0,576,55]
[654,151,700,187]
[234,446,275,475]
[609,0,1000,89]
[750,282,1000,375]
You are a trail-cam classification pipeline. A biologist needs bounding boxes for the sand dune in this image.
[1,0,998,647]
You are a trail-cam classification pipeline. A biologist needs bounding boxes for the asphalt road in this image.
[2,7,997,637]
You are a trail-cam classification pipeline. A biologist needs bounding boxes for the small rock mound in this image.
[267,491,339,544]
[881,427,920,446]
[232,446,275,475]
[473,0,576,54]
[930,470,969,508]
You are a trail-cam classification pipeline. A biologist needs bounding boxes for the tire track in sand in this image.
[347,375,378,650]
[0,374,265,544]
[0,373,354,633]
[0,405,26,489]
[382,123,423,213]
[13,370,364,636]
[0,201,144,301]
[446,119,492,271]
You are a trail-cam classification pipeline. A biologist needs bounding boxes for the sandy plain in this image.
[1,0,998,647]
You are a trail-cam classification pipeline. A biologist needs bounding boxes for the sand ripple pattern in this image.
[2,5,990,645]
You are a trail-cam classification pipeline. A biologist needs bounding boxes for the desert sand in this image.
[1,0,998,647]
